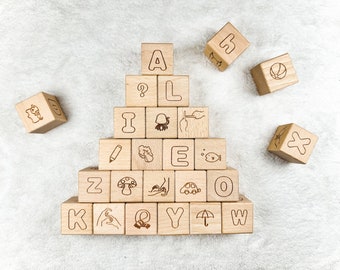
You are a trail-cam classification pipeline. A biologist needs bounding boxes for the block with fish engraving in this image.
[195,138,226,169]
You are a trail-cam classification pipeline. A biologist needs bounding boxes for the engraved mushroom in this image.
[117,177,137,195]
[155,113,170,131]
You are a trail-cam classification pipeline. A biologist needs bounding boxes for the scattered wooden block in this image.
[175,171,206,202]
[113,107,145,138]
[78,167,110,203]
[141,43,173,75]
[98,138,131,170]
[125,75,157,107]
[111,171,143,202]
[177,107,209,138]
[251,53,299,95]
[195,138,226,169]
[158,203,189,235]
[93,203,125,234]
[190,203,221,234]
[131,139,163,170]
[143,170,175,202]
[267,123,318,164]
[61,197,92,235]
[125,203,158,235]
[222,195,253,234]
[146,107,178,138]
[207,168,239,202]
[163,139,194,170]
[204,22,250,71]
[15,92,67,133]
[157,75,189,107]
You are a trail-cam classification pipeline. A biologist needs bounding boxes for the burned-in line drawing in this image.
[155,113,170,131]
[117,177,137,195]
[148,50,167,71]
[274,126,289,148]
[219,33,236,54]
[109,145,122,163]
[137,82,148,97]
[96,208,121,230]
[86,177,102,194]
[179,110,205,132]
[68,209,87,230]
[231,209,248,226]
[214,176,233,197]
[165,80,182,101]
[25,104,43,123]
[201,149,221,163]
[171,146,189,167]
[208,52,222,67]
[47,98,62,116]
[180,182,201,195]
[121,112,136,133]
[138,145,154,162]
[270,62,287,80]
[166,207,184,229]
[148,177,169,197]
[196,209,214,227]
[134,209,151,229]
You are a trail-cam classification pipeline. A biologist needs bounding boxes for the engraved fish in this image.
[205,152,221,163]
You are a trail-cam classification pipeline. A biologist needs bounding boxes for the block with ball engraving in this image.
[251,53,298,95]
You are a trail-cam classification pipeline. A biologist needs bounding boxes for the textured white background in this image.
[1,1,339,269]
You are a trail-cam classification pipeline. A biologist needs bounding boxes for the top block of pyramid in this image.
[141,43,174,75]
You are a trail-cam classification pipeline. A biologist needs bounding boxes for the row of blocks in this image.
[61,195,253,235]
[99,138,226,170]
[79,167,239,203]
[113,106,209,139]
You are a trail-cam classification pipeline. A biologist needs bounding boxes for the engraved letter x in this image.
[287,131,311,155]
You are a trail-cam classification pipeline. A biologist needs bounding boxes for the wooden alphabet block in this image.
[93,203,125,234]
[125,203,158,235]
[113,107,145,138]
[190,203,221,234]
[141,43,173,75]
[222,195,253,234]
[125,75,157,107]
[175,171,206,202]
[251,53,299,95]
[157,75,189,107]
[177,107,209,138]
[78,167,110,202]
[111,171,143,202]
[163,139,194,170]
[267,123,318,164]
[146,107,178,138]
[16,92,67,133]
[207,168,239,202]
[98,138,131,170]
[143,170,175,202]
[195,138,226,169]
[204,22,250,71]
[131,139,163,170]
[61,197,92,235]
[158,203,189,235]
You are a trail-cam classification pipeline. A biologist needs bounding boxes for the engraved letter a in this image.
[231,209,248,226]
[68,209,87,230]
[148,50,167,71]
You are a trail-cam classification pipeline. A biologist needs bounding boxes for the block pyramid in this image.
[61,43,253,235]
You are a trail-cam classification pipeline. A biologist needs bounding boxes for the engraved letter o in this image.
[214,176,233,197]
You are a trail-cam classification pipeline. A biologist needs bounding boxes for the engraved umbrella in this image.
[196,209,214,227]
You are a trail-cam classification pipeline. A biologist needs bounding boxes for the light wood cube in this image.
[163,139,194,170]
[131,139,163,170]
[111,171,143,202]
[61,197,92,235]
[158,203,189,235]
[207,168,239,202]
[146,107,178,138]
[125,203,157,235]
[114,107,145,138]
[222,195,253,234]
[157,76,189,107]
[143,170,175,202]
[175,171,206,202]
[268,123,318,164]
[251,53,298,95]
[78,167,110,202]
[16,92,67,133]
[195,138,226,169]
[178,107,209,138]
[141,43,173,75]
[204,22,250,71]
[125,75,157,107]
[93,203,125,235]
[98,138,131,170]
[190,203,221,234]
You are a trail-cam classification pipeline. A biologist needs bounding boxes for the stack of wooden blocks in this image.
[61,43,253,235]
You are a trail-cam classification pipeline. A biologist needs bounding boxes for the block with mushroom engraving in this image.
[111,171,143,202]
[267,123,318,164]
